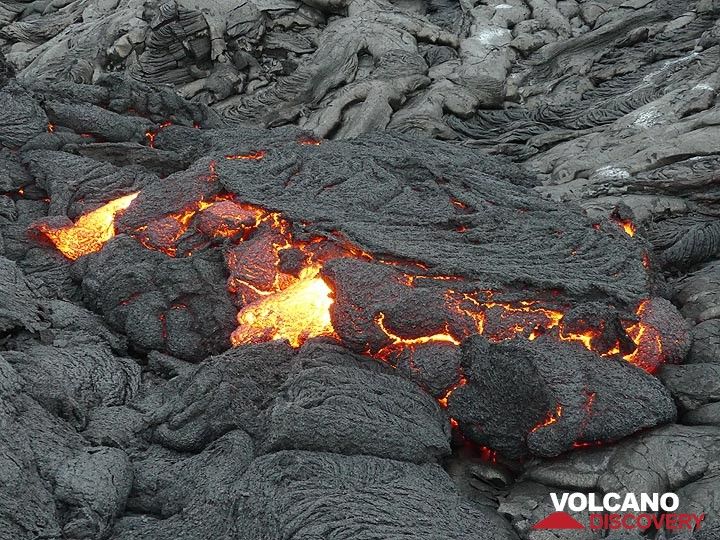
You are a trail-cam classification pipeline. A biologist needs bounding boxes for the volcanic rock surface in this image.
[2,0,720,539]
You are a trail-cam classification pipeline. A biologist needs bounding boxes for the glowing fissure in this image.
[376,312,460,347]
[531,404,564,433]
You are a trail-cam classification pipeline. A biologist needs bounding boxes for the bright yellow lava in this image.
[230,266,335,347]
[38,193,139,260]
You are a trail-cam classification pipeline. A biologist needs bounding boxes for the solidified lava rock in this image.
[210,130,648,304]
[447,336,677,459]
[0,255,43,333]
[116,430,255,540]
[81,235,237,361]
[235,450,517,540]
[140,342,295,452]
[3,81,654,360]
[262,347,451,462]
[3,2,720,536]
[523,424,720,539]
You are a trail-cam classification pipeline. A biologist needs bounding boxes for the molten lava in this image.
[32,155,667,387]
[611,215,636,237]
[145,121,172,148]
[225,150,267,160]
[376,312,460,347]
[35,192,139,260]
[231,266,335,347]
[531,404,563,433]
[622,301,664,372]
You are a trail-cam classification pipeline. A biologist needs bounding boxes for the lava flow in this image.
[32,176,668,375]
[231,265,334,347]
[33,192,139,260]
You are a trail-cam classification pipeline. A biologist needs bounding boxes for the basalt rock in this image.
[235,450,517,540]
[524,424,720,539]
[262,352,451,462]
[139,342,295,451]
[5,101,658,359]
[116,430,255,540]
[687,319,720,364]
[0,256,43,333]
[1,1,718,539]
[447,336,677,459]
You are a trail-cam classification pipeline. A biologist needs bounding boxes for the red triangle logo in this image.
[533,511,585,530]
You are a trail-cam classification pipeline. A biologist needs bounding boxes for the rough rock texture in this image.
[263,356,451,462]
[235,450,517,540]
[522,424,720,539]
[448,336,676,459]
[0,255,43,332]
[2,0,720,539]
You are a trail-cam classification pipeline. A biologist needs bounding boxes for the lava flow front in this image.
[32,177,668,375]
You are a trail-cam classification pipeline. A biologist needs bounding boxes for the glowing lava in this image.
[611,216,636,237]
[225,150,266,160]
[622,300,664,372]
[531,404,563,433]
[31,155,667,381]
[376,312,460,347]
[230,265,335,347]
[35,192,139,260]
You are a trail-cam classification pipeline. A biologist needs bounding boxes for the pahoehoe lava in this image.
[2,0,720,539]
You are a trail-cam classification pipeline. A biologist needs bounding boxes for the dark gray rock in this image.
[82,235,237,361]
[687,319,720,364]
[684,401,720,425]
[0,255,44,333]
[55,447,133,540]
[235,450,518,540]
[0,357,61,540]
[139,342,294,451]
[499,481,606,540]
[660,363,720,411]
[115,430,254,540]
[263,360,450,462]
[676,465,720,540]
[0,85,47,148]
[676,261,720,323]
[524,424,720,496]
[448,336,676,459]
[6,341,140,430]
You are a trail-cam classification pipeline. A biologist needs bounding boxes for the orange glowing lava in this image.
[612,217,636,237]
[225,150,267,160]
[531,404,563,433]
[230,265,335,347]
[622,301,664,371]
[35,193,139,260]
[438,377,468,408]
[298,136,322,146]
[145,121,173,148]
[134,195,246,256]
[376,312,460,347]
[31,156,669,379]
